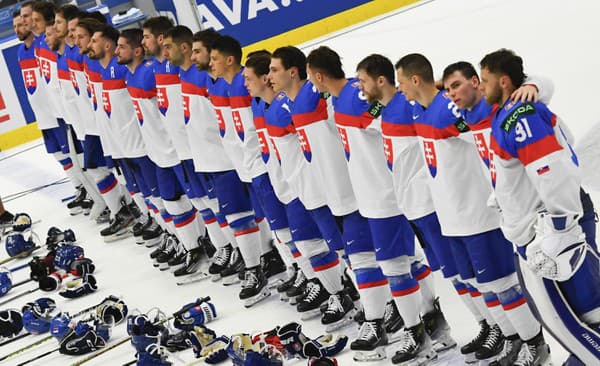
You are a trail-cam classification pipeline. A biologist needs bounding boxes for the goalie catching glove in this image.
[525,213,588,281]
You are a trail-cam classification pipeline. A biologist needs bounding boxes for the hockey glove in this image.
[303,334,348,359]
[200,335,229,363]
[59,274,98,299]
[189,325,217,358]
[173,301,216,330]
[0,309,23,339]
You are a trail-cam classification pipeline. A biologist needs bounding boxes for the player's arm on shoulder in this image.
[511,74,555,104]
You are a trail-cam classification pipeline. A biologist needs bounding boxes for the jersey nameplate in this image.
[368,101,384,118]
[501,103,536,133]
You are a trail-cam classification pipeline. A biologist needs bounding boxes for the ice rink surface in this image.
[1,0,599,364]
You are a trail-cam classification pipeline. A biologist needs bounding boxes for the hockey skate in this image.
[489,335,523,366]
[168,240,188,273]
[131,214,151,244]
[142,218,163,247]
[461,320,491,364]
[95,207,110,224]
[67,185,87,215]
[475,324,505,362]
[149,233,170,264]
[351,319,388,361]
[297,279,329,320]
[174,247,204,277]
[276,264,298,301]
[321,291,356,332]
[100,201,134,242]
[391,322,437,365]
[261,250,286,289]
[513,333,551,366]
[208,244,232,282]
[423,298,457,352]
[80,198,93,216]
[384,300,405,343]
[343,267,360,301]
[286,270,307,305]
[154,234,178,270]
[221,247,244,285]
[239,266,271,308]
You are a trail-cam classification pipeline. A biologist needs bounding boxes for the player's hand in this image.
[511,84,538,103]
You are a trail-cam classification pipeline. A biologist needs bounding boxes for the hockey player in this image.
[86,24,147,241]
[480,48,600,366]
[307,47,449,364]
[116,28,205,276]
[396,53,550,364]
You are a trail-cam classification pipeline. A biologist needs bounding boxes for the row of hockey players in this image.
[12,2,600,365]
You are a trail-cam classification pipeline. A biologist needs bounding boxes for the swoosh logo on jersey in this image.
[477,269,486,275]
[347,240,355,245]
[412,114,420,120]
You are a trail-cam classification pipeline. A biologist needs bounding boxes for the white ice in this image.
[1,0,599,364]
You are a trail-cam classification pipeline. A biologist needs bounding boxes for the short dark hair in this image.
[245,53,271,76]
[13,10,20,18]
[479,49,525,87]
[142,16,173,38]
[83,11,107,24]
[165,25,193,47]
[32,1,56,23]
[246,49,270,60]
[192,29,220,52]
[56,4,81,22]
[75,18,103,36]
[272,46,307,80]
[395,53,434,83]
[97,24,119,46]
[356,54,395,85]
[211,35,242,64]
[20,1,34,10]
[442,61,479,83]
[120,28,143,49]
[306,46,344,79]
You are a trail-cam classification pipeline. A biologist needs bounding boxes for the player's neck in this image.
[327,78,347,98]
[418,85,439,108]
[24,33,34,48]
[500,88,515,106]
[100,51,114,68]
[179,57,192,71]
[223,65,241,84]
[285,79,305,101]
[127,57,143,73]
[155,51,165,63]
[380,85,396,106]
[259,87,277,104]
[468,92,483,111]
[57,40,65,55]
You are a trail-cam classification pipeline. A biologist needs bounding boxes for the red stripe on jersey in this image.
[86,70,102,82]
[229,95,252,108]
[181,81,208,96]
[357,279,389,289]
[517,134,563,166]
[550,114,557,127]
[267,124,295,137]
[58,69,71,80]
[127,86,156,99]
[334,110,373,129]
[0,114,10,123]
[381,121,417,136]
[37,47,57,61]
[469,114,493,131]
[292,98,328,127]
[209,94,230,107]
[102,79,126,90]
[155,73,180,85]
[253,116,266,130]
[19,59,38,69]
[413,122,460,140]
[490,136,513,160]
[66,59,83,71]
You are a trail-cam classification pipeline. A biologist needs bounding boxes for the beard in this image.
[117,56,132,65]
[17,31,31,42]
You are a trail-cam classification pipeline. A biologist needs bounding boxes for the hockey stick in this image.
[0,219,42,230]
[0,287,39,307]
[0,262,30,273]
[0,332,30,347]
[71,296,212,366]
[0,245,42,266]
[16,348,59,366]
[0,299,115,362]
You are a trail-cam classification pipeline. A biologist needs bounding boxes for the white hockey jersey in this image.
[35,36,64,120]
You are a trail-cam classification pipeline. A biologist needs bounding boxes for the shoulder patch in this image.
[454,117,470,133]
[368,101,384,118]
[501,103,536,133]
[320,92,331,100]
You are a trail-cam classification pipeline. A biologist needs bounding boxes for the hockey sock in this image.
[452,279,484,322]
[132,193,150,220]
[150,197,169,231]
[353,267,389,320]
[468,284,497,325]
[198,208,228,249]
[256,218,273,255]
[54,152,82,189]
[298,239,344,294]
[93,172,122,215]
[230,215,261,268]
[483,292,517,336]
[411,261,436,314]
[389,274,422,328]
[273,228,295,267]
[80,169,105,209]
[287,241,317,279]
[496,286,541,341]
[221,220,238,249]
[164,198,201,251]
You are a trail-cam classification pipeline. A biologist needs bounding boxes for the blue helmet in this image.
[50,313,72,341]
[22,298,60,334]
[5,230,36,258]
[0,269,12,297]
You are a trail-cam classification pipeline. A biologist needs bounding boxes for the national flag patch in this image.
[536,165,550,175]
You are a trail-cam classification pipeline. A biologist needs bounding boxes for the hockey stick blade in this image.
[0,245,42,266]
